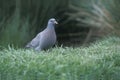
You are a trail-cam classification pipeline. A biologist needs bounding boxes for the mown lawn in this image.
[0,36,120,80]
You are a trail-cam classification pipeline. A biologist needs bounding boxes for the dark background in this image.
[0,0,120,47]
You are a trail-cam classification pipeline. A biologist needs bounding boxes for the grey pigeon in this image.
[26,18,58,51]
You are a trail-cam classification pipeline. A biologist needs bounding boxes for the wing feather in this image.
[25,33,41,48]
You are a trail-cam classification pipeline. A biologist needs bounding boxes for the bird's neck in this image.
[47,23,55,30]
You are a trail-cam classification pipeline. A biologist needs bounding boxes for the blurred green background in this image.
[0,0,120,47]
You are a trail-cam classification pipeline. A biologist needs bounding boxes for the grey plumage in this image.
[26,18,58,51]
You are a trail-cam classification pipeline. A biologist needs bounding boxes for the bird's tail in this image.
[25,42,32,49]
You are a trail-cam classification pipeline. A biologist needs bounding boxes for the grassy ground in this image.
[0,36,120,80]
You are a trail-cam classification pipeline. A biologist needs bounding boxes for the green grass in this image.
[0,36,120,80]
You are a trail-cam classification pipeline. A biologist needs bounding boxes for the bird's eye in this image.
[51,20,54,22]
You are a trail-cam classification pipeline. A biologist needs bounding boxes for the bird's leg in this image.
[35,46,41,51]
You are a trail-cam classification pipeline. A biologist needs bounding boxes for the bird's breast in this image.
[40,29,56,49]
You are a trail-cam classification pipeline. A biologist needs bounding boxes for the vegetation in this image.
[0,0,120,80]
[0,0,120,47]
[0,0,68,47]
[0,36,120,80]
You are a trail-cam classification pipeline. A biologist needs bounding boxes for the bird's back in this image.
[25,33,41,48]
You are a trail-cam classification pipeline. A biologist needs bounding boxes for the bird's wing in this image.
[26,33,41,48]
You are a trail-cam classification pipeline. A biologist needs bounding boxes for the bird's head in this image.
[48,18,58,25]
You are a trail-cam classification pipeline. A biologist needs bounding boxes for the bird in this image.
[25,18,58,51]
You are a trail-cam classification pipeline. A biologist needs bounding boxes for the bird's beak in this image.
[54,21,58,24]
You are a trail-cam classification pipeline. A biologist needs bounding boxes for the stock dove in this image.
[26,18,58,51]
